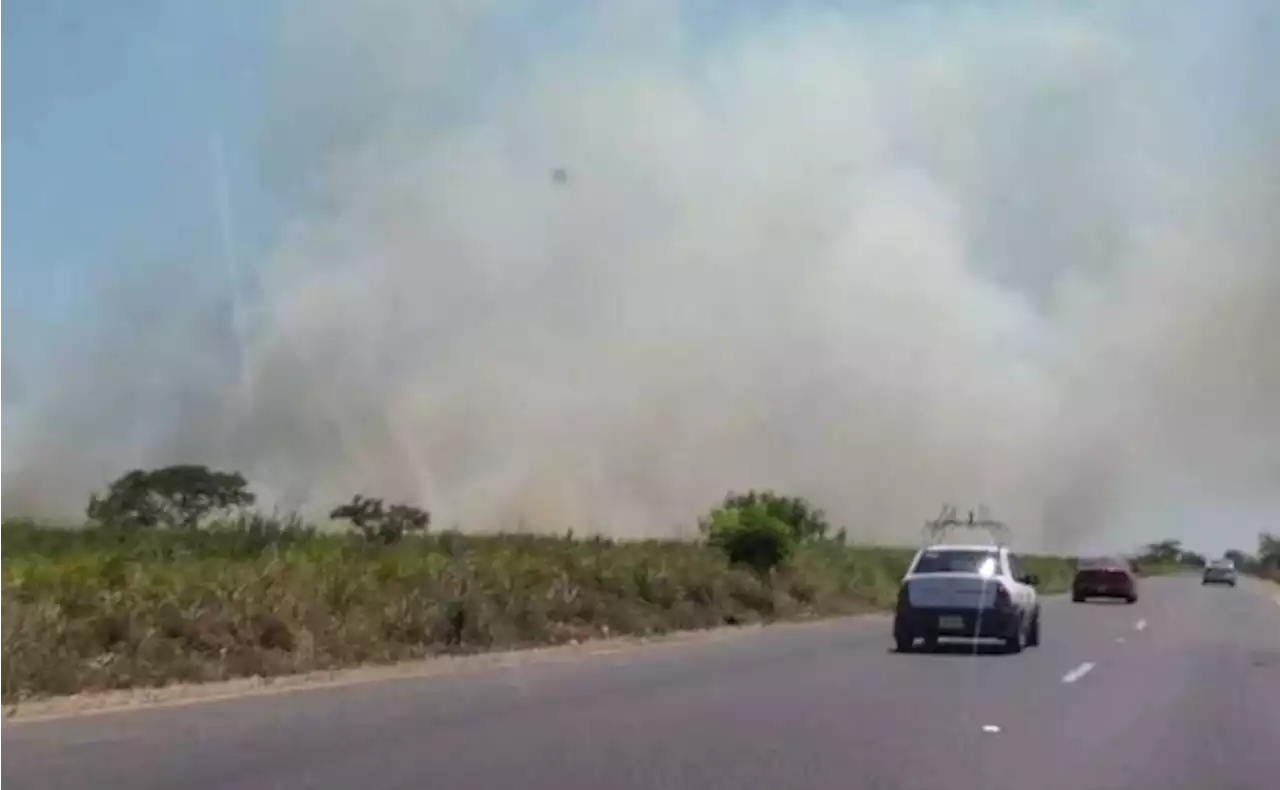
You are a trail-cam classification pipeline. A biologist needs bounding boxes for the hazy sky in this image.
[4,0,1278,554]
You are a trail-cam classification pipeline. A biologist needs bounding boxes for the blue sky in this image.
[4,0,280,377]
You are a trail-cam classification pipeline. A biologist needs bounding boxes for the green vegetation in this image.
[1221,534,1280,584]
[4,465,1196,703]
[699,490,833,573]
[86,465,255,531]
[1130,539,1208,575]
[1131,535,1280,581]
[1,516,925,702]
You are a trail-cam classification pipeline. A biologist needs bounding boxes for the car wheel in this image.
[1125,594,1138,604]
[894,622,915,653]
[1072,592,1086,603]
[1003,620,1025,654]
[1026,610,1041,647]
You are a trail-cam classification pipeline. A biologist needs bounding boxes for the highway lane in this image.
[5,576,1279,790]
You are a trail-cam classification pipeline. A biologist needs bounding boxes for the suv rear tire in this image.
[894,621,915,653]
[1004,620,1025,654]
[1026,611,1041,647]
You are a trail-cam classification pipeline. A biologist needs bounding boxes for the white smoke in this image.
[5,0,1278,552]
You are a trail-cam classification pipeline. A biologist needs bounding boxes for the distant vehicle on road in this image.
[1072,556,1139,604]
[1202,558,1238,587]
[893,544,1041,654]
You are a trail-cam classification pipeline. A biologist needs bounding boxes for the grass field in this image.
[0,518,1084,702]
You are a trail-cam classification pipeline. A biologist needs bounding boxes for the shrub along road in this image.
[1,519,1075,702]
[5,576,1279,790]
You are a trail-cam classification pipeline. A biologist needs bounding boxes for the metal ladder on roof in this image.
[921,503,1012,548]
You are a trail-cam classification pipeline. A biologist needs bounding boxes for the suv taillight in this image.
[994,585,1013,611]
[897,583,911,612]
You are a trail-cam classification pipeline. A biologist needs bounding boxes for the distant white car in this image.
[1202,559,1238,587]
[893,544,1041,654]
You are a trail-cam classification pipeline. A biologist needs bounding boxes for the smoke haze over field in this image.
[4,0,1279,552]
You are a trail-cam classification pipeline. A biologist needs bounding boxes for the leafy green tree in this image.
[719,490,831,542]
[87,465,255,530]
[703,503,796,573]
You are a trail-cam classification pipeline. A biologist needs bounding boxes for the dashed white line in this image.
[1062,661,1096,684]
[1134,619,1147,631]
[1115,636,1126,643]
[981,725,1001,733]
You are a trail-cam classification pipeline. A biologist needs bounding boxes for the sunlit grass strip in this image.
[1,519,1076,701]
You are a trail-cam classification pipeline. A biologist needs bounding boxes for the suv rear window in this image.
[913,550,1000,574]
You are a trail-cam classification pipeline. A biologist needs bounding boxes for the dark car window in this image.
[913,550,1001,574]
[1007,553,1023,578]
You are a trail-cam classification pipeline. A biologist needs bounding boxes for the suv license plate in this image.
[938,615,964,630]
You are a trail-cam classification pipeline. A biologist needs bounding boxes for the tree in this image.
[718,490,831,543]
[87,465,255,530]
[1178,550,1207,569]
[1258,533,1280,569]
[329,494,430,543]
[1137,539,1183,565]
[1224,549,1253,571]
[703,503,796,573]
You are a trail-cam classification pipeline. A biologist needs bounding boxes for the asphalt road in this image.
[5,576,1280,790]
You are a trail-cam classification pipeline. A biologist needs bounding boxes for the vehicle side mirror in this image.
[1019,573,1039,587]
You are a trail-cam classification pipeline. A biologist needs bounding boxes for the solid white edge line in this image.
[1061,661,1096,684]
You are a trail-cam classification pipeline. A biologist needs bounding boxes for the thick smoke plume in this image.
[5,1,1278,551]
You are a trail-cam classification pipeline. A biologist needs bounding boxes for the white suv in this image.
[1202,558,1238,587]
[893,544,1041,653]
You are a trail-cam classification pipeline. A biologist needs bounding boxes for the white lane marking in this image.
[1062,662,1096,684]
[982,725,1000,733]
[1134,619,1147,631]
[1115,636,1126,643]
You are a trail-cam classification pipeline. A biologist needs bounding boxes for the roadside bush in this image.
[699,490,839,572]
[703,504,797,572]
[719,490,831,542]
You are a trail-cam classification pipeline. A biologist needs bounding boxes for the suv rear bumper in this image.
[1072,584,1135,599]
[1071,571,1136,600]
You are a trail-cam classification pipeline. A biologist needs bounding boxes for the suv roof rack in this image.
[921,504,1011,548]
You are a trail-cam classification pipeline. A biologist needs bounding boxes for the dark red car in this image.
[1072,556,1138,603]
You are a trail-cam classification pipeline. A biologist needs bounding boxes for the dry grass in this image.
[1,519,1076,702]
